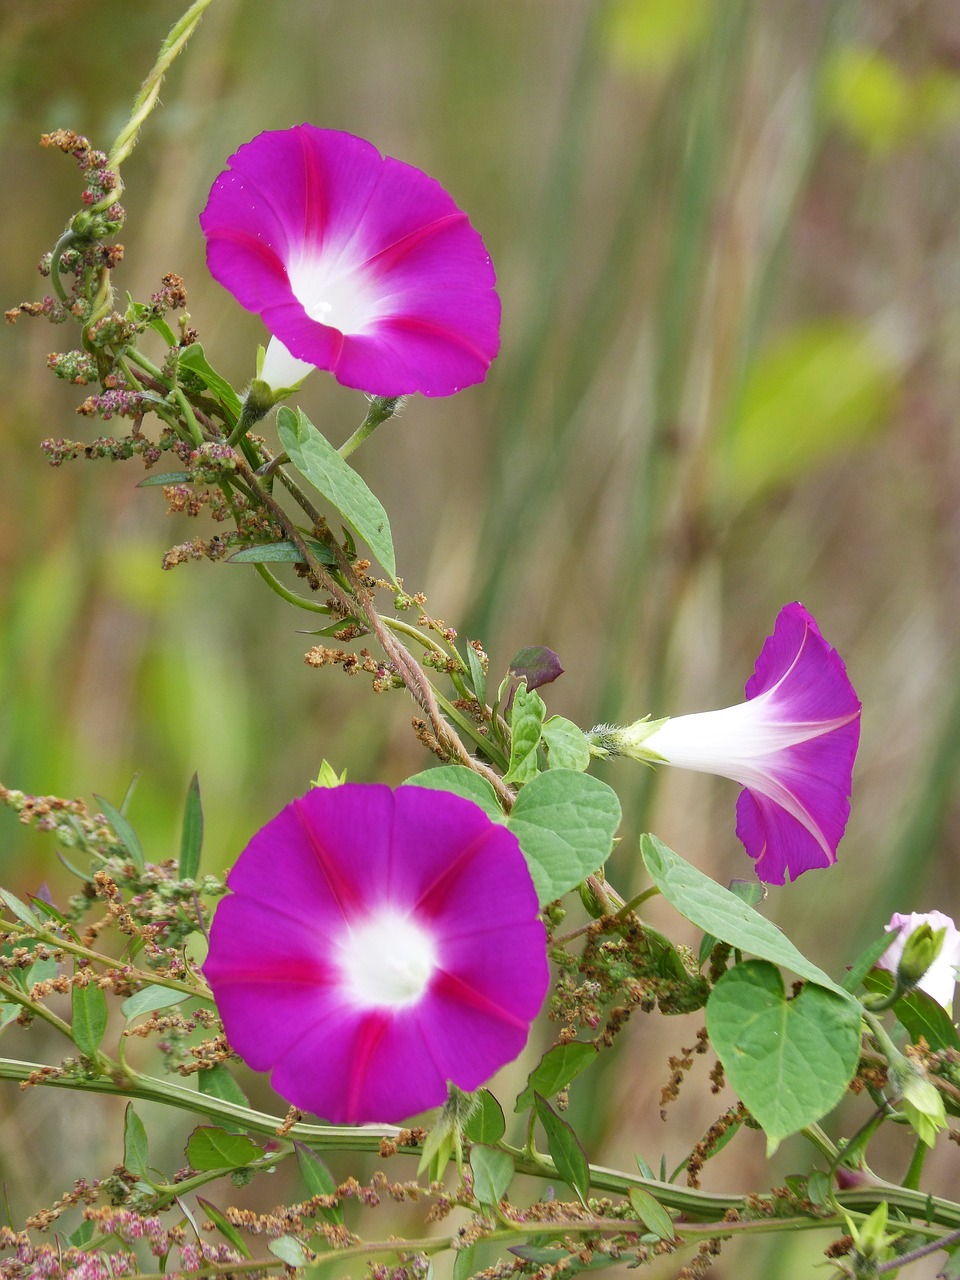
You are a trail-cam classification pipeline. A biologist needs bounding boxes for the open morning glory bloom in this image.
[204,784,547,1124]
[200,125,500,398]
[877,911,960,1009]
[594,603,861,884]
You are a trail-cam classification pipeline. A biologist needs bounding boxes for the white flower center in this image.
[287,249,382,334]
[337,911,438,1009]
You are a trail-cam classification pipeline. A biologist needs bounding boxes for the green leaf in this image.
[121,984,186,1021]
[178,343,242,418]
[464,1090,506,1145]
[0,1002,20,1035]
[294,1142,343,1226]
[93,793,145,873]
[705,960,862,1154]
[227,536,336,565]
[508,771,621,905]
[123,1104,149,1179]
[863,971,960,1054]
[0,888,42,930]
[278,406,397,581]
[503,684,546,785]
[71,980,107,1057]
[148,314,178,347]
[697,880,766,966]
[197,1063,252,1111]
[136,471,192,487]
[628,1186,675,1241]
[720,319,896,506]
[466,643,487,707]
[641,835,850,997]
[515,1042,598,1113]
[196,1197,251,1257]
[187,1126,262,1171]
[403,766,503,819]
[178,772,204,880]
[843,933,901,994]
[269,1236,311,1267]
[534,1094,590,1206]
[453,1243,478,1280]
[541,716,591,771]
[67,1220,96,1248]
[470,1144,514,1208]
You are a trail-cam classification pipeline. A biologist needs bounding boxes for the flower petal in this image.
[203,784,547,1123]
[200,125,500,398]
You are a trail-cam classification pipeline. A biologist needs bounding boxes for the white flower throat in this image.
[338,911,438,1008]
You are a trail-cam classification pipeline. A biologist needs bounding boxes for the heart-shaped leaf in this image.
[509,770,621,904]
[706,960,862,1153]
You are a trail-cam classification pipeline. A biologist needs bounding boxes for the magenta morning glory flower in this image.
[200,125,500,398]
[591,603,861,884]
[203,783,547,1124]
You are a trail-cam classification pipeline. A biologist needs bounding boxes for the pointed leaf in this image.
[178,772,204,880]
[641,835,850,997]
[71,980,107,1057]
[94,794,145,873]
[197,1062,251,1110]
[121,985,185,1021]
[137,471,191,488]
[706,960,862,1154]
[278,406,397,581]
[0,889,42,931]
[628,1186,676,1241]
[196,1198,251,1257]
[466,643,487,707]
[843,933,903,994]
[295,1142,343,1226]
[227,537,336,565]
[178,343,242,418]
[508,770,621,904]
[470,1145,514,1208]
[464,1090,506,1145]
[123,1104,149,1179]
[534,1094,590,1205]
[515,1042,598,1113]
[453,1243,478,1280]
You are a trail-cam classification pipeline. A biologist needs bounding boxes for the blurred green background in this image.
[2,1,960,1275]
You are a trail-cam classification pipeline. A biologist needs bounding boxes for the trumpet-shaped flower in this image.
[877,911,960,1009]
[203,784,547,1124]
[200,125,500,398]
[599,603,861,884]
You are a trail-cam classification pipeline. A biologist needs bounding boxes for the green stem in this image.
[902,1133,928,1191]
[252,563,335,615]
[2,1055,960,1232]
[799,1124,840,1163]
[49,230,79,305]
[100,0,218,204]
[339,397,401,459]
